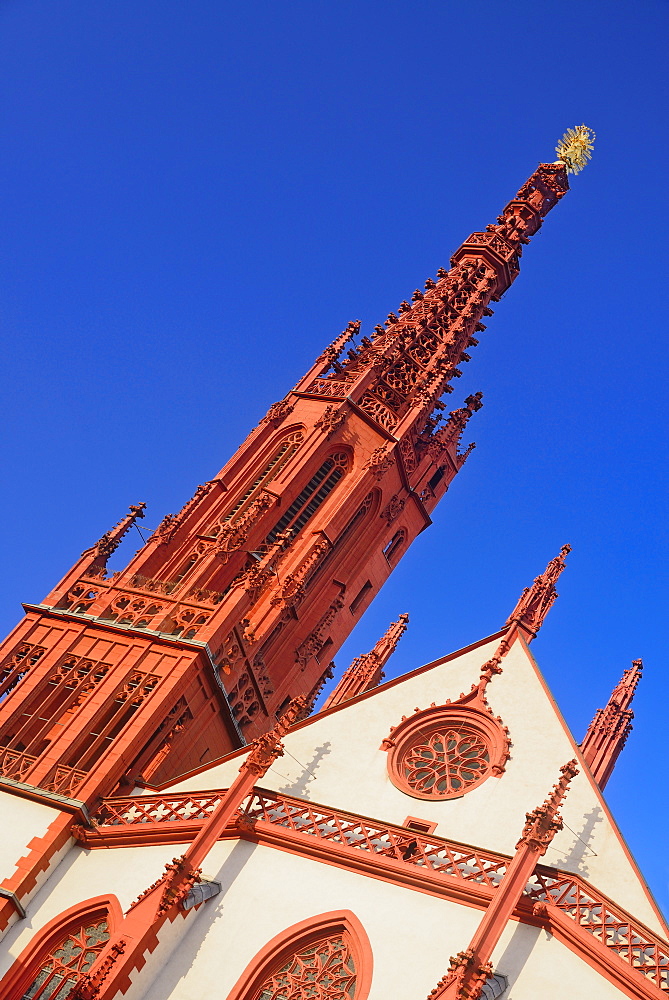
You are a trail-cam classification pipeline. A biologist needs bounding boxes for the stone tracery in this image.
[254,934,357,1000]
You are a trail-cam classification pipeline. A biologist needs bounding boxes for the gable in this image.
[164,632,667,938]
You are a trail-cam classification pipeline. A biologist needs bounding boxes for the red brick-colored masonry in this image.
[0,813,73,934]
[0,160,571,827]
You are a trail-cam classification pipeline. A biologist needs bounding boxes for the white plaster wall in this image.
[0,840,180,980]
[0,830,643,1000]
[133,841,631,1000]
[167,638,665,937]
[0,791,56,883]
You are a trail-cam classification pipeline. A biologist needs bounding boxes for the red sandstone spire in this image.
[581,659,643,790]
[505,544,571,640]
[0,155,575,811]
[323,613,409,709]
[428,760,579,999]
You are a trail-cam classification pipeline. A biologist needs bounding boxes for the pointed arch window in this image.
[382,529,406,565]
[265,453,349,545]
[255,934,356,999]
[0,896,121,1000]
[20,918,109,1000]
[216,430,304,532]
[227,911,372,1000]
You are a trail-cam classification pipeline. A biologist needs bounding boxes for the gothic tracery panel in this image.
[19,918,109,1000]
[227,913,372,1000]
[384,705,509,801]
[254,934,357,1000]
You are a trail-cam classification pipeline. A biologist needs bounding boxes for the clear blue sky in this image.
[1,1,667,916]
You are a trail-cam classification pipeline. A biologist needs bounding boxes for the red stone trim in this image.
[225,910,373,1000]
[0,894,122,1000]
[519,633,669,940]
[0,812,74,933]
[137,630,510,791]
[404,816,438,835]
[80,786,669,995]
[383,702,509,801]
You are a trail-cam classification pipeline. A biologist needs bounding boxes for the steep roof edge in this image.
[517,632,669,939]
[139,627,509,791]
[136,622,668,935]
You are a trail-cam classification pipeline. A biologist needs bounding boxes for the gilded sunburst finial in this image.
[555,125,595,174]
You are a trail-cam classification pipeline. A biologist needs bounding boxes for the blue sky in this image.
[0,2,667,915]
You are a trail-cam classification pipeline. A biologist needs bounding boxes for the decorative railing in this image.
[41,763,87,797]
[95,791,224,826]
[91,787,669,993]
[0,747,87,798]
[305,376,356,398]
[58,575,217,640]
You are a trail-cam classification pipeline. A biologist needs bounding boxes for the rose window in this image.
[384,705,509,801]
[402,724,491,797]
[255,934,357,1000]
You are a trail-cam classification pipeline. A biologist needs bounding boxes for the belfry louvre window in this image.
[265,453,348,545]
[254,934,357,1000]
[215,431,304,532]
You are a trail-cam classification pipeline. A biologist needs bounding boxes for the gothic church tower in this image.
[1,126,665,1000]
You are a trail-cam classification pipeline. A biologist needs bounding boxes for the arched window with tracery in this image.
[265,452,350,545]
[215,430,305,533]
[0,896,121,1000]
[226,911,372,1000]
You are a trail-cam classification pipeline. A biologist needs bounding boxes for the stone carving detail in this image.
[228,669,263,727]
[21,917,111,1000]
[270,537,332,610]
[263,398,295,427]
[324,614,408,710]
[152,483,213,546]
[381,494,406,523]
[315,404,347,438]
[0,643,45,700]
[403,723,491,798]
[399,436,417,474]
[255,934,357,1000]
[242,696,308,776]
[581,660,643,790]
[295,595,345,669]
[505,544,571,636]
[518,759,579,854]
[84,504,146,566]
[213,491,274,563]
[306,376,355,398]
[366,446,395,480]
[427,950,493,1000]
[358,393,398,431]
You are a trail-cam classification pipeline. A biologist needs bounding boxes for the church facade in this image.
[0,128,666,1000]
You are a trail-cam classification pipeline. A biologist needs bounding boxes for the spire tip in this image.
[555,125,595,174]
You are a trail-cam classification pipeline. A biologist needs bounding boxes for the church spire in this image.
[323,613,409,709]
[0,138,587,809]
[581,659,643,790]
[505,544,571,640]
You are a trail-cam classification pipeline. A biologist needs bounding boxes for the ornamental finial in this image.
[555,125,595,174]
